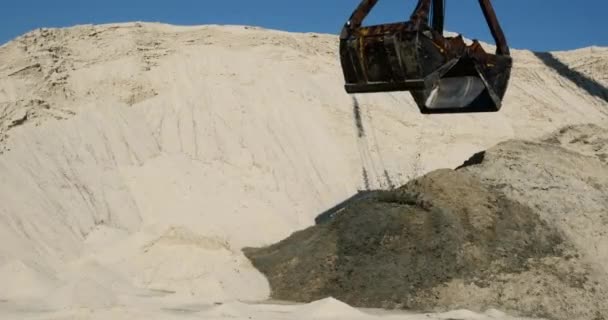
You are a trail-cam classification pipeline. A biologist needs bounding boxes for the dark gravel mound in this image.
[244,167,608,319]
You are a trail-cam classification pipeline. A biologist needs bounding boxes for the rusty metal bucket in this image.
[339,0,512,113]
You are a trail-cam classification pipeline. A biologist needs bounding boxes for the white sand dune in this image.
[0,22,606,319]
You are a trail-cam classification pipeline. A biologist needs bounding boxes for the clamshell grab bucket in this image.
[339,0,512,113]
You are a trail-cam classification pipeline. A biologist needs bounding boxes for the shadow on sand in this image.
[314,190,379,225]
[533,51,608,103]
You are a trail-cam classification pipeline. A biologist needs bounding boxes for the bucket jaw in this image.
[339,0,512,113]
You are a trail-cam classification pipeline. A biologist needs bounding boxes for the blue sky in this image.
[1,0,606,51]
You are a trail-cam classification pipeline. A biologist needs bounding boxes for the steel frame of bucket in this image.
[339,0,513,113]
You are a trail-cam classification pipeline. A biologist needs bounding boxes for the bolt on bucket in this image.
[339,0,512,113]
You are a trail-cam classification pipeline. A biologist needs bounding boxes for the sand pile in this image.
[0,22,607,319]
[244,123,608,320]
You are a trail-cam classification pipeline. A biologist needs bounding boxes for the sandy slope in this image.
[244,123,608,320]
[0,22,606,319]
